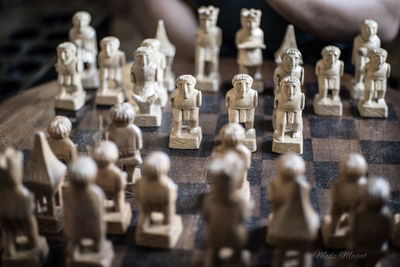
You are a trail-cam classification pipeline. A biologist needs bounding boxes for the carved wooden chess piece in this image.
[314,46,344,116]
[169,75,202,149]
[69,11,99,88]
[64,156,114,267]
[226,74,258,152]
[135,152,182,248]
[0,147,49,267]
[24,131,66,233]
[235,8,266,92]
[203,153,251,267]
[131,47,162,127]
[195,5,222,92]
[272,76,305,154]
[96,36,126,106]
[274,25,301,65]
[351,19,381,100]
[92,141,132,234]
[321,153,367,248]
[358,48,390,118]
[54,42,86,111]
[47,115,77,164]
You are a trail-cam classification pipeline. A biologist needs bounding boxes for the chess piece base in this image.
[136,214,183,248]
[67,240,114,267]
[313,94,343,116]
[55,91,86,111]
[204,249,250,267]
[272,132,303,154]
[135,107,162,127]
[392,214,400,247]
[253,80,264,93]
[95,91,125,106]
[104,201,132,235]
[169,126,202,149]
[81,70,99,89]
[196,76,220,92]
[350,81,364,100]
[2,237,48,267]
[321,215,348,249]
[37,207,63,234]
[358,100,388,118]
[244,132,256,152]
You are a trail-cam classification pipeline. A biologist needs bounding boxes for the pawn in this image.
[203,153,251,267]
[92,141,132,234]
[212,123,251,200]
[322,153,367,249]
[47,115,77,164]
[64,156,114,267]
[169,74,202,149]
[136,152,182,248]
[0,148,49,267]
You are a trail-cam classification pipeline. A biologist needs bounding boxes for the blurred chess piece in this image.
[274,25,302,65]
[314,46,344,116]
[169,75,202,149]
[64,156,114,267]
[47,115,77,164]
[96,36,126,106]
[195,5,222,92]
[0,147,49,267]
[92,141,132,234]
[235,8,266,93]
[69,11,99,88]
[226,74,258,152]
[54,42,86,111]
[136,152,182,248]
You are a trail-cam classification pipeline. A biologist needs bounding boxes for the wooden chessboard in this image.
[0,58,399,267]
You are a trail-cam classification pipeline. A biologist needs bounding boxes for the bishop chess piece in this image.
[351,19,381,100]
[54,42,86,111]
[169,75,202,149]
[274,24,302,65]
[321,153,367,248]
[92,141,132,234]
[267,154,319,267]
[131,47,162,127]
[96,36,126,106]
[314,46,344,116]
[195,5,222,92]
[155,20,176,92]
[203,153,251,267]
[69,11,99,88]
[212,123,251,201]
[0,147,49,267]
[141,38,168,107]
[64,156,114,267]
[135,152,182,248]
[235,8,266,92]
[226,74,258,152]
[272,76,305,154]
[107,102,142,187]
[24,131,66,233]
[47,115,77,164]
[358,48,390,118]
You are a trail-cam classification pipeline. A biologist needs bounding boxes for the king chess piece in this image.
[274,24,302,65]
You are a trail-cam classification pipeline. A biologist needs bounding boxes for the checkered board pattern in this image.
[21,81,400,267]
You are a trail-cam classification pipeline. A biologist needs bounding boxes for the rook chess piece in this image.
[64,156,114,267]
[135,152,182,248]
[47,115,77,164]
[274,24,302,65]
[169,74,202,149]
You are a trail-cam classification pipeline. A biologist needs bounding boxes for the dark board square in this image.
[140,112,172,135]
[70,129,103,152]
[176,183,206,214]
[215,114,229,135]
[313,162,339,189]
[199,94,222,114]
[309,117,358,139]
[259,186,271,218]
[389,191,400,214]
[263,95,274,115]
[122,247,194,267]
[360,140,400,164]
[248,159,262,186]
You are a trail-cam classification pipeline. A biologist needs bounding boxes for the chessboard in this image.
[0,58,399,267]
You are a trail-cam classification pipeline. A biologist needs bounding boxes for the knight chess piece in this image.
[169,74,202,149]
[135,152,182,248]
[96,36,126,106]
[91,141,132,234]
[0,147,49,267]
[272,76,305,154]
[357,48,390,118]
[54,42,86,111]
[235,8,266,92]
[64,156,114,267]
[274,24,302,65]
[24,131,66,233]
[351,19,381,100]
[314,46,344,116]
[226,74,258,152]
[47,116,77,165]
[131,47,162,127]
[195,5,222,92]
[69,11,99,88]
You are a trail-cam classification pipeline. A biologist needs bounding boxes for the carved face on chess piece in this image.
[199,5,219,32]
[176,74,196,99]
[57,42,76,65]
[241,8,261,32]
[281,48,301,72]
[360,19,378,41]
[133,47,152,67]
[369,48,387,69]
[232,73,253,98]
[100,36,119,58]
[281,75,301,101]
[322,46,340,66]
[72,11,91,33]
